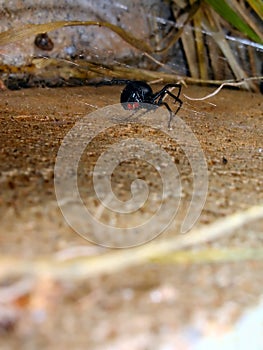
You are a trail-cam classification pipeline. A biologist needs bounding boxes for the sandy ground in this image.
[0,84,262,349]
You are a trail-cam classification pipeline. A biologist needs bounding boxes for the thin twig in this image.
[183,76,263,101]
[0,204,262,281]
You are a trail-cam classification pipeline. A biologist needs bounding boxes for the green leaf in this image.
[203,0,263,43]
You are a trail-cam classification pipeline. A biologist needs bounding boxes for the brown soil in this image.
[0,85,262,349]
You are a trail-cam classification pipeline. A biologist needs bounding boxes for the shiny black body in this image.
[120,81,183,128]
[34,33,54,51]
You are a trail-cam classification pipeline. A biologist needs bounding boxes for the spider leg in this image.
[158,101,174,129]
[153,84,183,115]
[152,84,182,128]
[165,90,183,113]
[164,83,182,100]
[158,87,182,108]
[152,84,182,102]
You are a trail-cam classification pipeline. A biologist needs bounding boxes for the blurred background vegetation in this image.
[164,0,262,90]
[0,0,262,91]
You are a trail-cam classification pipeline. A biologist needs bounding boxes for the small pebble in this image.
[222,156,228,164]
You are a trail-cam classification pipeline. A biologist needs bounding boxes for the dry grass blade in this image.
[192,3,208,80]
[158,0,201,54]
[0,205,262,282]
[171,0,261,90]
[180,27,199,79]
[202,7,253,89]
[151,247,263,264]
[3,58,261,88]
[0,21,153,53]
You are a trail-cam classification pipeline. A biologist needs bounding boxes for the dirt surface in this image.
[0,84,262,349]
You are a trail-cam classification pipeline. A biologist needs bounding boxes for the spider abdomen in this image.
[120,81,153,110]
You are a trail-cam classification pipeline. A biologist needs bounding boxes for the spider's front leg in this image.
[157,84,183,107]
[165,88,183,117]
[154,84,183,128]
[158,101,174,129]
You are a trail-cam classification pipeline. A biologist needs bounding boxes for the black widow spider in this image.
[120,81,183,128]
